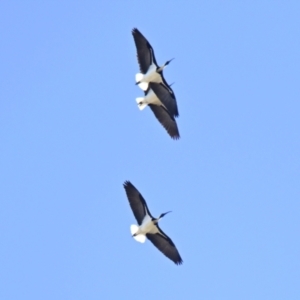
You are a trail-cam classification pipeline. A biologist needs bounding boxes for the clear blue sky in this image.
[1,1,299,299]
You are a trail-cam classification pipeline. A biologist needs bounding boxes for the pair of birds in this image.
[122,29,183,266]
[132,28,180,140]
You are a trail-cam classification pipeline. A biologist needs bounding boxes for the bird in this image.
[123,180,183,265]
[132,28,174,91]
[135,82,180,139]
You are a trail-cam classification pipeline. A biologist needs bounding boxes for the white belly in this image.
[143,64,162,83]
[145,89,164,107]
[139,215,159,234]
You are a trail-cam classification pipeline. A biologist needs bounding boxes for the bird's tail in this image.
[130,224,146,243]
[135,73,149,91]
[136,97,148,110]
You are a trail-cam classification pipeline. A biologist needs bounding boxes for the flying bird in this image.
[136,82,180,139]
[132,28,174,91]
[123,181,183,265]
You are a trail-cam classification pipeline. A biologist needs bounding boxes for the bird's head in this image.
[158,211,172,220]
[165,58,174,66]
[157,58,174,72]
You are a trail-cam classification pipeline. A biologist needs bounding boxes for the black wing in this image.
[149,105,180,140]
[146,225,183,265]
[149,82,179,118]
[123,181,153,225]
[132,28,158,74]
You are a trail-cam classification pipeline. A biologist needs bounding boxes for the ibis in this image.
[123,181,183,265]
[136,82,180,139]
[132,28,174,91]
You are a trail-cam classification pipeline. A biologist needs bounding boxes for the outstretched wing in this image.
[147,226,183,265]
[149,82,179,118]
[149,105,180,140]
[123,181,153,225]
[132,28,158,73]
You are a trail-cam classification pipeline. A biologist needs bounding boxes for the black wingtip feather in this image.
[123,181,135,193]
[171,134,180,140]
[148,105,180,140]
[123,180,133,189]
[175,259,183,265]
[132,28,139,34]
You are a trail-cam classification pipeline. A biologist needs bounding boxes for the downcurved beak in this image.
[165,58,175,66]
[160,211,172,218]
[158,59,175,72]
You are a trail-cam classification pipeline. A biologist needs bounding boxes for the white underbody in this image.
[136,63,163,91]
[130,214,158,243]
[135,88,165,110]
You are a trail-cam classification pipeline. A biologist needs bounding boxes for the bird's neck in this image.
[157,65,165,73]
[153,218,160,225]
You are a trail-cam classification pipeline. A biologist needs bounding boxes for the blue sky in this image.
[1,1,299,299]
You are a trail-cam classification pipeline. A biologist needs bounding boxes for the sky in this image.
[0,1,299,299]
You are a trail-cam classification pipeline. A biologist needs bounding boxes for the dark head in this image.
[158,211,172,220]
[165,58,175,66]
[157,58,174,72]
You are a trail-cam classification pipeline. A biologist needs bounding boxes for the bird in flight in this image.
[123,181,183,265]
